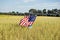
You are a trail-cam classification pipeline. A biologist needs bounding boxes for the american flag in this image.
[19,15,36,27]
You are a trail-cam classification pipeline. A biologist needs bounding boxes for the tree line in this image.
[0,9,60,17]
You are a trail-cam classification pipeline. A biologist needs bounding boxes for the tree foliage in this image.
[0,9,60,17]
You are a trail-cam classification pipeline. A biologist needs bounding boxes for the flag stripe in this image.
[19,15,36,27]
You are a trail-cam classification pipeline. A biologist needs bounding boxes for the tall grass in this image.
[0,15,60,40]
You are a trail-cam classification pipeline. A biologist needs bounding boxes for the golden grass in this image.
[0,15,60,40]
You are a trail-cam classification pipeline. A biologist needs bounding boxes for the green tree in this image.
[52,9,58,14]
[16,12,19,14]
[29,9,37,14]
[43,9,46,14]
[37,10,42,16]
[12,11,15,15]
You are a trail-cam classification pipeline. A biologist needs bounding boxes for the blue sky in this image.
[0,0,60,12]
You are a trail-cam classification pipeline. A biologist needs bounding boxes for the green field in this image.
[0,15,60,40]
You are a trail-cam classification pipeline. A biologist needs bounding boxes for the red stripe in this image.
[20,16,34,27]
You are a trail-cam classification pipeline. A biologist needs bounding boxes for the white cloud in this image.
[26,2,60,10]
[23,0,35,3]
[0,2,60,12]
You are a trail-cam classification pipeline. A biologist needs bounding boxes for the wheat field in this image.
[0,15,60,40]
